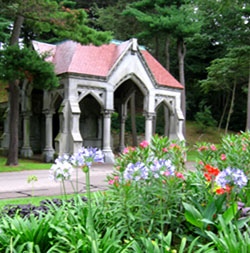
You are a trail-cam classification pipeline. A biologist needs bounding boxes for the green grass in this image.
[187,150,198,162]
[0,156,52,172]
[0,193,88,210]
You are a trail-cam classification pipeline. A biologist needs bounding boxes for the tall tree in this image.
[124,0,201,137]
[197,0,250,131]
[0,0,111,165]
[200,47,249,133]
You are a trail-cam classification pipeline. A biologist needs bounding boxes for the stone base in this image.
[20,147,33,158]
[103,149,115,164]
[42,148,55,163]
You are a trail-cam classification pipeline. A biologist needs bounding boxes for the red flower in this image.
[162,148,168,152]
[204,164,219,176]
[216,188,225,195]
[204,173,211,182]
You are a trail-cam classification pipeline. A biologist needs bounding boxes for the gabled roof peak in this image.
[32,39,183,89]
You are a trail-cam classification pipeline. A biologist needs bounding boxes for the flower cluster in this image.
[150,159,175,178]
[140,140,149,148]
[124,162,148,181]
[49,147,104,182]
[215,167,248,189]
[123,159,175,182]
[123,146,135,154]
[49,159,73,182]
[70,147,104,167]
[203,164,220,182]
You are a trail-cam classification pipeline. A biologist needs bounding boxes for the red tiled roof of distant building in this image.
[140,50,183,89]
[33,40,183,89]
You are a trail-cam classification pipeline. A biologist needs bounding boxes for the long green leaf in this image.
[183,202,203,229]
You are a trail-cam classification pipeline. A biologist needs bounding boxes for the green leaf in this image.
[183,202,203,229]
[222,203,237,225]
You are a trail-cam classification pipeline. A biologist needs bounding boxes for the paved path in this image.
[0,162,195,200]
[0,163,114,200]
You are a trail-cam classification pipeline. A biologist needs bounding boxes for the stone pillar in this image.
[20,111,33,158]
[168,113,176,140]
[42,110,55,162]
[164,105,170,137]
[144,112,155,142]
[119,114,127,152]
[102,109,115,163]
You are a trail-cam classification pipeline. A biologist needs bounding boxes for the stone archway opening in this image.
[79,94,102,149]
[30,89,44,154]
[154,102,171,137]
[114,79,145,152]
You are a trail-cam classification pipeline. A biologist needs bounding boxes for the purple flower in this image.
[216,167,248,189]
[70,147,104,168]
[123,162,149,181]
[150,159,175,178]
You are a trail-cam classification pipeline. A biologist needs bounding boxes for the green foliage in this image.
[195,101,217,132]
[0,16,11,44]
[0,212,62,252]
[195,131,250,176]
[199,215,250,253]
[105,135,187,244]
[0,45,59,90]
[111,112,146,134]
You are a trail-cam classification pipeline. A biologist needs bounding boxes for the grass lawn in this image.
[187,149,198,162]
[0,156,52,172]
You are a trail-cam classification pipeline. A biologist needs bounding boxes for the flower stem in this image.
[85,169,98,253]
[62,180,67,200]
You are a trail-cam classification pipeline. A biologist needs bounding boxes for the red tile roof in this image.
[141,50,183,89]
[33,40,183,89]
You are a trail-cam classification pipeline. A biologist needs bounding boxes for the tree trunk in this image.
[165,36,170,71]
[246,65,250,131]
[130,92,137,146]
[6,15,24,166]
[177,38,186,137]
[218,92,230,130]
[225,79,237,134]
[6,80,20,166]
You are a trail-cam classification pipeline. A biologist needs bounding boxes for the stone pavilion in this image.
[0,38,184,163]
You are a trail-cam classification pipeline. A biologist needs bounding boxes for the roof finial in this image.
[131,38,137,54]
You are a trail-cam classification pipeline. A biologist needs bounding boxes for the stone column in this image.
[119,114,127,152]
[168,113,176,140]
[144,112,155,142]
[20,111,33,158]
[164,105,170,137]
[102,109,115,163]
[42,110,55,162]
